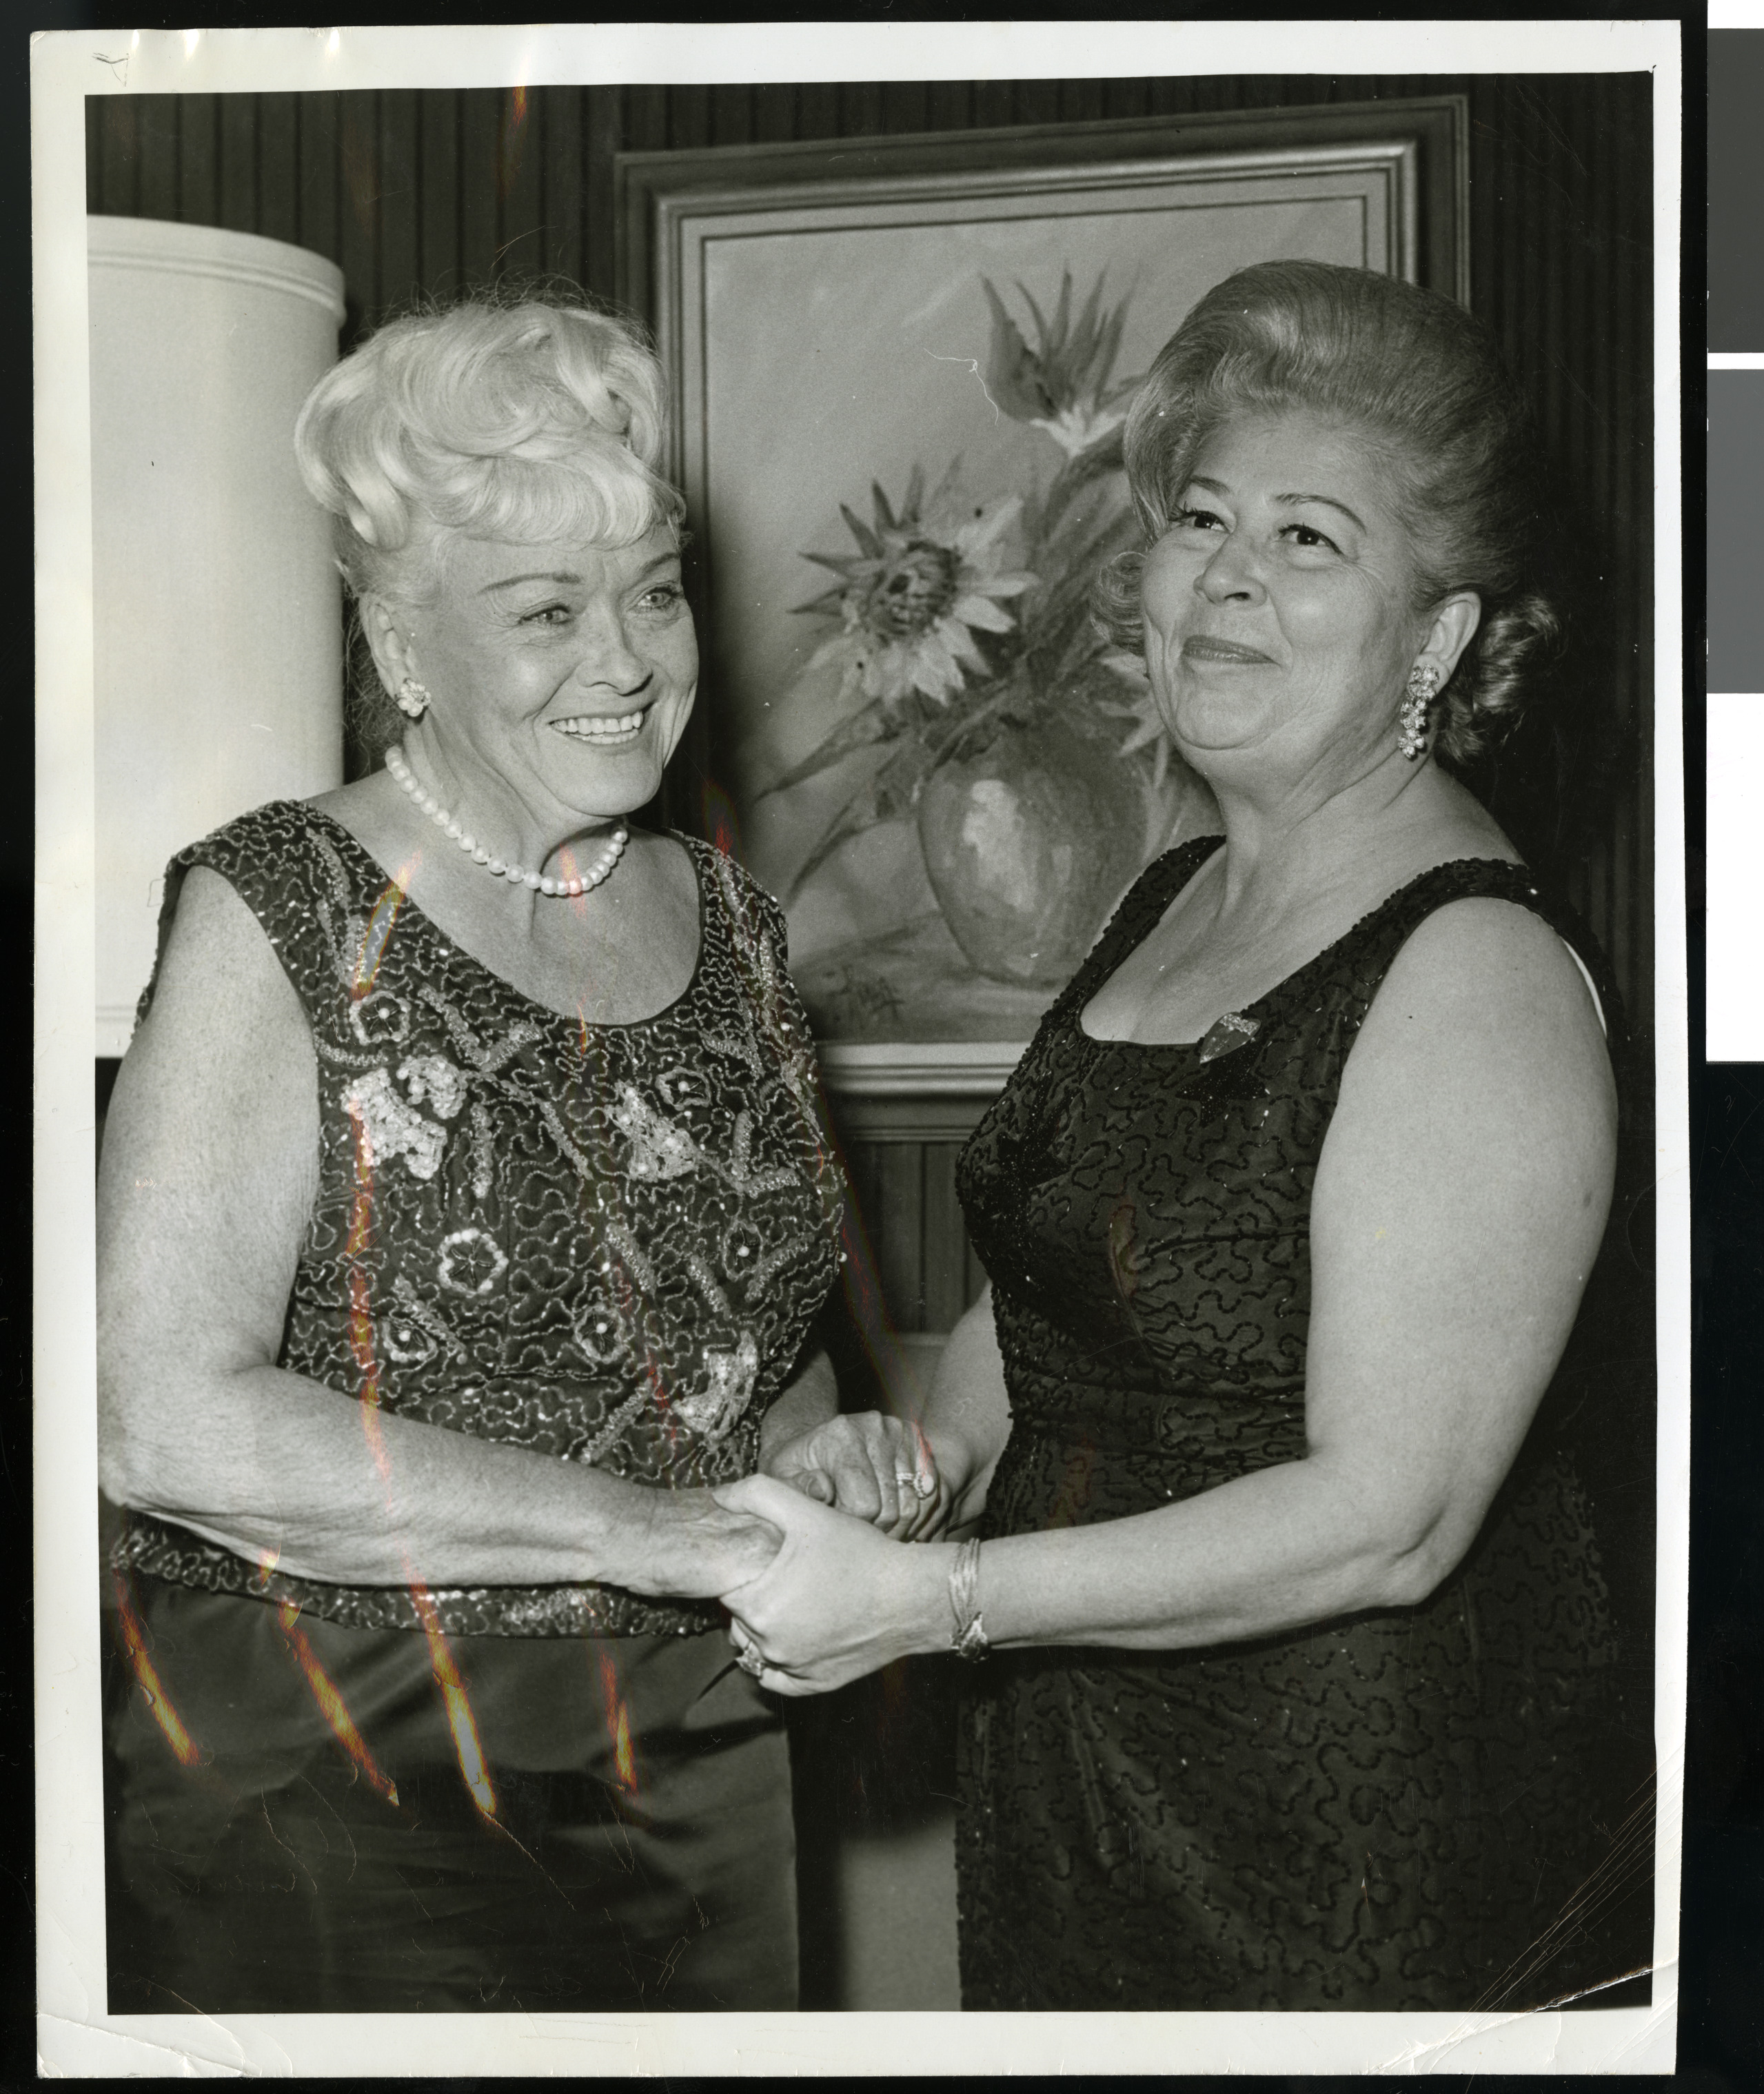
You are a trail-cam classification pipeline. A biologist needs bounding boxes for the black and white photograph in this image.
[34,20,1685,2076]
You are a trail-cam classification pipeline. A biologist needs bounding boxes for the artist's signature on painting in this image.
[820,965,905,1033]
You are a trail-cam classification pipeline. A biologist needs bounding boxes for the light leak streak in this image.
[112,1569,203,1766]
[645,1341,682,1462]
[560,1053,676,1463]
[410,1583,499,1819]
[354,877,408,995]
[798,1015,935,1468]
[341,868,497,1820]
[698,780,844,1206]
[499,85,529,200]
[699,778,741,862]
[700,777,867,1420]
[1044,1439,1097,1530]
[347,1243,498,1820]
[596,1648,640,1798]
[569,1057,687,1466]
[274,1598,399,1804]
[560,1013,686,1463]
[558,1040,648,1810]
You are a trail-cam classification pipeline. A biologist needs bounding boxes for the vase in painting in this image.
[914,716,1147,989]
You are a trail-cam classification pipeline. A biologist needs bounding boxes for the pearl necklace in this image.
[385,743,629,898]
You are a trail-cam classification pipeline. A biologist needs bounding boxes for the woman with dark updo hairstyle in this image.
[711,261,1652,2011]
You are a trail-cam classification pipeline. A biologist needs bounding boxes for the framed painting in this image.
[622,101,1468,1095]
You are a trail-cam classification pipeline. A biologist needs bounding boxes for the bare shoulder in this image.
[101,863,320,1301]
[141,864,307,1046]
[305,773,387,826]
[1371,894,1607,1039]
[1346,893,1616,1139]
[152,858,303,1005]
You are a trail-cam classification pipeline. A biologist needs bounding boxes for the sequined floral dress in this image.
[953,838,1654,2013]
[112,800,847,1637]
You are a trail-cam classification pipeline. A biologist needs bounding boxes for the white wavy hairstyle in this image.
[293,287,685,611]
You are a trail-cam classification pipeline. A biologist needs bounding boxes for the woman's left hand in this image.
[758,1410,949,1541]
[712,1472,948,1695]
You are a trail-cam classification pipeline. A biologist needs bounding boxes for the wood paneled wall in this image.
[840,1135,991,1336]
[88,72,1656,1337]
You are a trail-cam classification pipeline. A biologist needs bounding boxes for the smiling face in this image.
[1140,410,1449,790]
[387,521,698,842]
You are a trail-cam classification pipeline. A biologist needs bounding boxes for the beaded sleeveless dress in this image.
[112,802,847,1637]
[953,839,1654,2013]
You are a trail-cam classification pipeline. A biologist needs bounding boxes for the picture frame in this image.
[618,99,1468,1095]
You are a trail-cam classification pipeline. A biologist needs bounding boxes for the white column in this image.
[88,216,347,1056]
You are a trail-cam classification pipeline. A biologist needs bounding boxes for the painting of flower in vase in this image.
[632,117,1453,1081]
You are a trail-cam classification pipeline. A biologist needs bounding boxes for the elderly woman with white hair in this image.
[97,289,942,2014]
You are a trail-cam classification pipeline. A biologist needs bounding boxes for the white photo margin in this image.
[34,18,1686,2077]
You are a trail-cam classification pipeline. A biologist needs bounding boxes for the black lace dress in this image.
[953,839,1654,2013]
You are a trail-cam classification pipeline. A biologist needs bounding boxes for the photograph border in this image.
[32,21,1686,2078]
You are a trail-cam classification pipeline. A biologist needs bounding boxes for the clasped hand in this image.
[760,1408,949,1541]
[713,1471,943,1696]
[702,1411,955,1695]
[645,1410,943,1605]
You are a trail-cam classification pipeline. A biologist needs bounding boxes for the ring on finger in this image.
[736,1643,766,1678]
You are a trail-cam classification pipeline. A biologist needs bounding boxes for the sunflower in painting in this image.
[795,471,1037,709]
[764,267,1175,901]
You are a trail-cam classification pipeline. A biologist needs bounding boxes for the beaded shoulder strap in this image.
[1330,856,1627,1055]
[1053,835,1223,1022]
[134,800,378,1041]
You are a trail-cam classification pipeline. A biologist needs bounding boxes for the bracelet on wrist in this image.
[948,1536,989,1660]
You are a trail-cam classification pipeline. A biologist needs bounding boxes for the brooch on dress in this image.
[1196,1010,1261,1064]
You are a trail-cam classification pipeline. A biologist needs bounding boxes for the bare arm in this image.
[99,866,778,1598]
[718,897,1619,1683]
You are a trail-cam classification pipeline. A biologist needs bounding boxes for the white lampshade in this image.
[89,216,347,1057]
